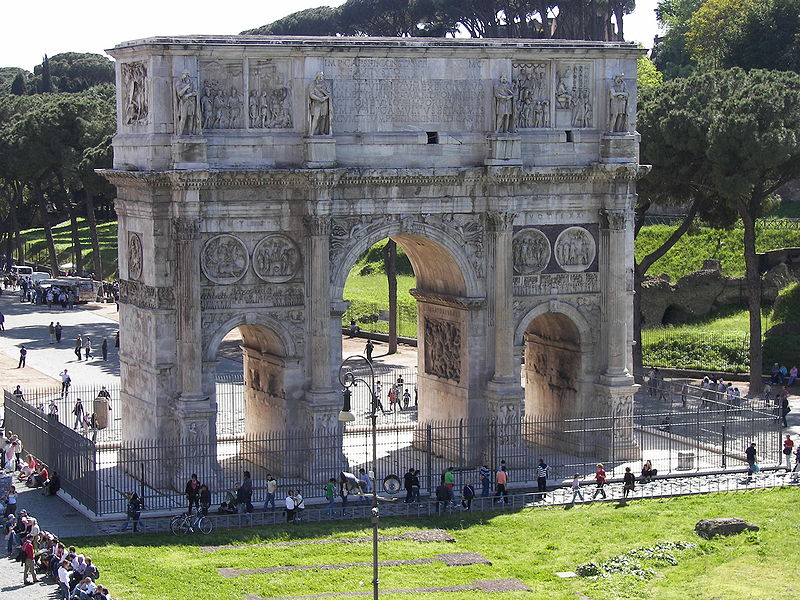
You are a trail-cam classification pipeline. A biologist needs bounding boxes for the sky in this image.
[1,0,661,72]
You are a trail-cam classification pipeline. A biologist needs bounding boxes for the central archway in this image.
[333,224,482,425]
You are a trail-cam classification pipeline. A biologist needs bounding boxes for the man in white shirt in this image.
[57,560,71,600]
[72,576,96,600]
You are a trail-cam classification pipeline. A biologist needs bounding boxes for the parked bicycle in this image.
[169,512,213,535]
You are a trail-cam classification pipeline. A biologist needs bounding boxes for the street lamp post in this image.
[338,354,379,600]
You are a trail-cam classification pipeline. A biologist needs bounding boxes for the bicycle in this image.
[169,512,213,535]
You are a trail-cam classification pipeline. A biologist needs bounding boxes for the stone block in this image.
[486,134,522,166]
[304,136,336,168]
[695,518,759,539]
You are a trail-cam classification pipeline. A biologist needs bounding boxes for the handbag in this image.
[752,463,761,473]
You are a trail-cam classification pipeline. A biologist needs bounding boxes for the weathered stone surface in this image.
[694,517,759,539]
[102,36,644,470]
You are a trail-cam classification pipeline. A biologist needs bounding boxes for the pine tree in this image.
[40,54,52,93]
[10,73,26,95]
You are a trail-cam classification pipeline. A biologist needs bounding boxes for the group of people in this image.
[373,378,417,413]
[698,376,744,406]
[73,334,110,362]
[770,363,798,387]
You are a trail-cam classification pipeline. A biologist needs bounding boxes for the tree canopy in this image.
[243,0,636,41]
[638,68,800,386]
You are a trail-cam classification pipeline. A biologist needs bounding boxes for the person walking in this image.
[745,442,758,479]
[48,322,55,344]
[781,394,790,427]
[17,345,26,368]
[185,474,201,514]
[443,466,455,506]
[120,492,143,533]
[48,398,60,422]
[623,467,636,500]
[0,310,5,331]
[285,492,296,523]
[12,385,24,402]
[323,478,337,513]
[22,534,37,584]
[74,336,83,361]
[480,464,492,497]
[84,336,93,360]
[101,338,108,361]
[237,471,253,522]
[72,398,85,430]
[264,474,277,510]
[592,463,607,500]
[54,321,62,343]
[3,485,17,516]
[494,465,508,504]
[570,473,585,503]
[60,369,71,398]
[411,469,421,503]
[783,435,794,470]
[536,459,549,500]
[365,339,374,362]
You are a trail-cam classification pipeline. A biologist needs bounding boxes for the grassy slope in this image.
[68,487,800,600]
[19,218,118,277]
[635,225,800,280]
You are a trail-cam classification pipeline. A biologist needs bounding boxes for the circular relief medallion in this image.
[128,232,143,281]
[201,234,249,284]
[512,228,551,275]
[554,226,596,272]
[253,234,301,283]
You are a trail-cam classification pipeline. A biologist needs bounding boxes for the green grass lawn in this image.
[19,218,118,278]
[343,271,418,338]
[67,487,800,600]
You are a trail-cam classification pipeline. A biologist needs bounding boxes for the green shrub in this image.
[641,332,749,372]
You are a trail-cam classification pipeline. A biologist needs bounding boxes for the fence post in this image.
[426,423,433,495]
[721,424,727,470]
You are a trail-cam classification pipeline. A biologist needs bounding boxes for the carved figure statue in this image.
[123,62,148,125]
[201,85,215,129]
[494,74,516,133]
[260,90,270,128]
[308,71,332,136]
[213,88,227,129]
[249,90,260,127]
[555,68,573,109]
[174,71,200,136]
[228,87,242,129]
[608,73,629,132]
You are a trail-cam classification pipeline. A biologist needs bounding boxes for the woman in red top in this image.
[592,463,607,500]
[783,435,794,470]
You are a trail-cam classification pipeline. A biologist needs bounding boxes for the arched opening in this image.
[337,231,473,425]
[206,320,302,439]
[523,312,581,419]
[661,304,691,326]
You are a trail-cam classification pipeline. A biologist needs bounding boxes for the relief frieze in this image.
[200,284,304,310]
[513,272,599,296]
[119,279,175,310]
[424,318,462,383]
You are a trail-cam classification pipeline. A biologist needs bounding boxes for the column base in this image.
[594,383,640,462]
[304,137,337,168]
[485,134,522,166]
[599,132,640,164]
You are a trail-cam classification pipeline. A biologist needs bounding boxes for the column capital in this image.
[303,215,332,236]
[172,217,201,241]
[486,211,517,232]
[599,208,629,231]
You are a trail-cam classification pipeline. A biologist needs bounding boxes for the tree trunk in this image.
[632,201,699,380]
[740,200,763,393]
[66,199,83,275]
[34,182,59,274]
[383,239,398,355]
[83,189,103,279]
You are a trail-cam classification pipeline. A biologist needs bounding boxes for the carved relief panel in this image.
[248,59,293,129]
[127,232,143,281]
[200,61,245,130]
[554,227,596,272]
[121,62,148,125]
[554,63,593,128]
[512,229,550,275]
[253,234,302,283]
[513,62,550,129]
[200,234,249,284]
[423,318,462,382]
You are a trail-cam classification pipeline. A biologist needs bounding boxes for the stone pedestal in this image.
[600,133,640,164]
[485,134,522,166]
[304,137,337,168]
[172,137,208,169]
[595,383,640,461]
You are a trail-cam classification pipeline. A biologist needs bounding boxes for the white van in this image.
[11,265,33,277]
[31,272,51,284]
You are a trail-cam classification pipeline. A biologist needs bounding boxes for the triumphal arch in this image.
[103,36,644,466]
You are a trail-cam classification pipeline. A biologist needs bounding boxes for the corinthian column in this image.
[599,209,631,381]
[304,215,333,394]
[174,217,203,398]
[487,211,517,383]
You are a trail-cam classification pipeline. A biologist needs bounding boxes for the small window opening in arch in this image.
[426,131,439,144]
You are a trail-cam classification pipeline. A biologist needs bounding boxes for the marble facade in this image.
[102,36,644,473]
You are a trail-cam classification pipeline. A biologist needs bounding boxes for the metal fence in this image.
[641,329,750,372]
[641,215,800,230]
[2,384,781,517]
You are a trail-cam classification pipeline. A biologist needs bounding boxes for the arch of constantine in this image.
[101,36,645,472]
